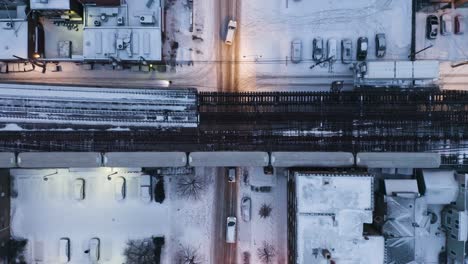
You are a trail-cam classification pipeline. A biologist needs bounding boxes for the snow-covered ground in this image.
[237,0,412,91]
[10,167,215,264]
[236,167,288,264]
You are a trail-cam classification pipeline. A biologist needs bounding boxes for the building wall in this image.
[455,0,468,7]
[0,169,10,243]
[287,172,296,264]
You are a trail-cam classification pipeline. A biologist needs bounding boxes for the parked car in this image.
[375,33,386,58]
[225,20,237,45]
[226,216,237,243]
[440,13,453,35]
[312,37,324,61]
[73,178,85,201]
[89,238,100,262]
[140,175,152,203]
[226,167,237,182]
[327,38,337,61]
[356,37,368,61]
[341,39,352,64]
[250,186,272,192]
[426,14,439,39]
[455,14,464,34]
[291,39,302,63]
[59,238,70,263]
[241,197,251,222]
[114,176,126,201]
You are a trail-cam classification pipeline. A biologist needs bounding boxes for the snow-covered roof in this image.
[294,173,383,264]
[296,173,374,214]
[0,20,28,60]
[30,0,71,10]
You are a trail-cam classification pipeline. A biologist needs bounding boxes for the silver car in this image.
[341,39,352,64]
[241,197,251,222]
[291,39,302,63]
[312,37,324,61]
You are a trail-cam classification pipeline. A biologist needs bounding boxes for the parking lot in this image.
[237,0,412,91]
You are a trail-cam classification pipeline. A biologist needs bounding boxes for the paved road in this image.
[213,167,239,264]
[216,0,241,92]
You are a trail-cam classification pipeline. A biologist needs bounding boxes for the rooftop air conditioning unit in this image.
[3,22,13,29]
[139,15,155,25]
[116,39,124,50]
[117,16,124,26]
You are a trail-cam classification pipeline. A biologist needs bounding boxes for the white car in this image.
[441,13,453,35]
[227,167,236,182]
[59,238,70,263]
[225,20,237,45]
[73,178,85,200]
[89,238,100,262]
[327,38,337,61]
[140,175,152,203]
[226,216,237,243]
[114,176,126,201]
[241,197,251,222]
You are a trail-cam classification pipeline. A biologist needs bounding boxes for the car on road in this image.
[375,33,386,58]
[341,39,352,64]
[114,176,126,201]
[225,20,237,45]
[140,174,152,203]
[327,38,337,61]
[241,197,251,222]
[227,167,237,182]
[226,216,237,243]
[89,238,100,262]
[426,14,439,39]
[59,238,70,263]
[356,37,368,61]
[73,178,85,201]
[312,37,324,61]
[455,15,464,34]
[291,39,302,63]
[440,13,453,35]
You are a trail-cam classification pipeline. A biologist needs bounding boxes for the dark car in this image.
[312,37,324,61]
[375,33,386,58]
[341,39,352,64]
[455,14,464,35]
[357,37,368,61]
[426,15,439,39]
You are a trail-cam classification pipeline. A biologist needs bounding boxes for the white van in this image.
[225,20,237,45]
[327,38,337,61]
[291,39,302,63]
[226,216,237,243]
[59,238,70,263]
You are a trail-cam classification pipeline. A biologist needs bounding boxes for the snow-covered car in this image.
[241,197,251,222]
[226,216,237,243]
[291,39,302,63]
[227,167,236,182]
[312,37,324,61]
[89,238,100,262]
[356,37,368,61]
[455,15,464,35]
[375,33,386,58]
[440,13,453,35]
[426,15,439,39]
[73,178,85,201]
[114,176,126,201]
[327,38,337,61]
[59,238,70,263]
[140,175,152,203]
[225,20,237,45]
[341,39,352,64]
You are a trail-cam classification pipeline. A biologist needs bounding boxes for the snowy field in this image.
[10,167,215,264]
[237,0,412,91]
[236,167,287,264]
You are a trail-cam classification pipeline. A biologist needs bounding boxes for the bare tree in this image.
[175,245,203,264]
[257,242,276,264]
[259,203,272,218]
[123,238,156,264]
[176,175,206,200]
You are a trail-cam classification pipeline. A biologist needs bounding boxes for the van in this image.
[226,216,237,243]
[291,39,302,63]
[225,20,237,45]
[59,238,70,263]
[327,38,337,61]
[89,238,100,262]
